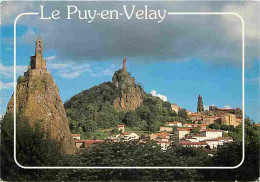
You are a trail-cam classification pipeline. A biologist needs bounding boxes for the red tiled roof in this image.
[155,132,170,136]
[84,140,104,144]
[215,137,233,140]
[71,134,80,137]
[117,125,124,127]
[177,128,192,131]
[74,140,84,143]
[123,132,131,135]
[216,108,235,111]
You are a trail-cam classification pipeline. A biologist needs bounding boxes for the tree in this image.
[1,114,63,181]
[209,123,221,130]
[191,127,200,134]
[125,111,138,128]
[178,109,188,119]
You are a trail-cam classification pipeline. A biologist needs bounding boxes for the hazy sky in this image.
[1,1,259,122]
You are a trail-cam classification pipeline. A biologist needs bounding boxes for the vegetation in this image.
[64,82,180,138]
[1,114,63,181]
[208,123,235,131]
[1,113,259,181]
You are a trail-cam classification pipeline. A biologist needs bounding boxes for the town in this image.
[71,95,242,152]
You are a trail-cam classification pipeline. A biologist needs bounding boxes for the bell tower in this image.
[36,37,43,58]
[30,37,46,69]
[197,94,204,113]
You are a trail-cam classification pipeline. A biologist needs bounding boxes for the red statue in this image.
[122,58,127,71]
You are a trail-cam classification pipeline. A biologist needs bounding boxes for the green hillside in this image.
[64,81,178,138]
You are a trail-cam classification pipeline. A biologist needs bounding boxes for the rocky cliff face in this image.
[112,66,144,110]
[7,69,76,154]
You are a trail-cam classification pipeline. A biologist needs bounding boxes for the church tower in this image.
[30,37,46,69]
[197,94,204,113]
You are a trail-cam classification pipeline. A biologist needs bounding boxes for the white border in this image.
[14,11,245,169]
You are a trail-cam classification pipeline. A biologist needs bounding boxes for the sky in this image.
[0,1,259,122]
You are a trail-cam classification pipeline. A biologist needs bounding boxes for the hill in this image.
[7,37,75,154]
[64,59,175,138]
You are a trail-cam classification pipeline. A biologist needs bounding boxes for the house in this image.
[122,132,139,141]
[177,128,191,140]
[84,140,104,149]
[200,129,222,139]
[204,139,222,149]
[167,121,182,127]
[156,141,171,150]
[150,132,170,140]
[184,136,200,142]
[183,123,192,128]
[180,141,207,148]
[74,139,84,148]
[71,134,80,140]
[160,127,173,132]
[215,137,233,143]
[189,113,203,121]
[117,125,125,133]
[192,134,207,142]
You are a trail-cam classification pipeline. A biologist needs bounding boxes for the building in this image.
[189,113,203,122]
[122,132,139,141]
[167,121,182,127]
[71,134,80,140]
[183,123,192,127]
[221,113,241,126]
[117,124,125,133]
[204,139,222,149]
[30,37,46,69]
[200,129,222,139]
[197,94,204,113]
[177,128,191,140]
[160,127,173,132]
[156,141,171,150]
[180,141,207,148]
[74,140,85,148]
[204,137,233,149]
[192,124,207,130]
[150,132,170,140]
[203,115,220,125]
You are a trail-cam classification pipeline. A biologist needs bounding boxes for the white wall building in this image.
[177,128,191,140]
[167,121,182,127]
[200,129,222,139]
[123,133,139,141]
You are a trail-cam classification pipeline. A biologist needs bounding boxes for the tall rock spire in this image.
[7,37,76,154]
[112,58,144,110]
[197,94,204,113]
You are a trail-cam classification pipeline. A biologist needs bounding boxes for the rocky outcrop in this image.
[7,69,76,155]
[112,59,144,110]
